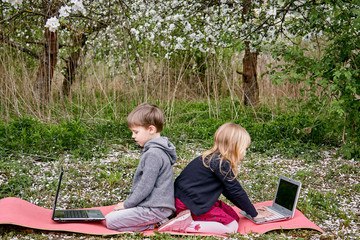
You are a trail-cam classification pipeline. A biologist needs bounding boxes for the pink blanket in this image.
[236,201,323,234]
[0,197,323,236]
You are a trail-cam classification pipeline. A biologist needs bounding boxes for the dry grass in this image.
[0,47,305,123]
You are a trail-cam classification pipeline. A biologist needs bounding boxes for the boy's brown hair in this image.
[126,103,165,132]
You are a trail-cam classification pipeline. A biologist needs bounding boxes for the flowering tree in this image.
[2,0,359,124]
[0,0,312,105]
[1,1,58,101]
[0,0,109,100]
[104,0,284,105]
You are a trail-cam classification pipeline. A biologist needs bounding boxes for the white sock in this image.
[185,220,238,234]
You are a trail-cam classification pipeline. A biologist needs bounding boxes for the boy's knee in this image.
[105,212,117,230]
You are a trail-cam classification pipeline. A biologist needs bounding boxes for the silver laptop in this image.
[240,175,301,224]
[52,169,105,222]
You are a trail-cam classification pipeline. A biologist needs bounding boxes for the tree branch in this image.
[0,9,28,24]
[0,9,47,24]
[1,37,40,59]
[236,70,244,76]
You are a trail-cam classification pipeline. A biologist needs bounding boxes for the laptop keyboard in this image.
[64,210,88,218]
[264,207,284,220]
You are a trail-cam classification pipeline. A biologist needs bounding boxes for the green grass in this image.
[1,143,359,239]
[0,99,347,161]
[0,100,359,239]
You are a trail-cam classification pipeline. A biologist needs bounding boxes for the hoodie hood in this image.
[143,136,177,165]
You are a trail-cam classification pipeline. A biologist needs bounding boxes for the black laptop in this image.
[52,169,105,222]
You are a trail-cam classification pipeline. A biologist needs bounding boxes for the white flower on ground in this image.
[59,6,72,18]
[45,17,60,32]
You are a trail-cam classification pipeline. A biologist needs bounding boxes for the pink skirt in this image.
[175,198,240,225]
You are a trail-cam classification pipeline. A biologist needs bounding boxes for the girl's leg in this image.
[106,206,172,232]
[185,220,238,234]
[218,200,240,222]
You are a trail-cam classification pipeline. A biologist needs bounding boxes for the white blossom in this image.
[184,22,192,32]
[59,6,71,18]
[71,0,85,14]
[171,0,179,8]
[130,28,140,41]
[148,32,155,41]
[160,41,169,48]
[149,9,156,16]
[173,14,183,21]
[130,28,138,35]
[4,0,22,6]
[199,44,206,53]
[267,7,277,16]
[169,24,176,31]
[174,37,184,50]
[45,17,60,32]
[139,3,146,11]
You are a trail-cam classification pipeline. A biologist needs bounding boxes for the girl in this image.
[158,122,272,234]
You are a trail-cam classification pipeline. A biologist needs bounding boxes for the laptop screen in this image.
[52,169,63,219]
[274,178,299,211]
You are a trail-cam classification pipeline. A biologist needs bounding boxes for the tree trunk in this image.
[34,29,58,102]
[240,0,259,106]
[62,34,86,96]
[62,21,107,96]
[195,52,208,97]
[242,43,259,106]
[33,2,61,103]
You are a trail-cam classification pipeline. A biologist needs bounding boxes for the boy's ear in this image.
[148,125,158,134]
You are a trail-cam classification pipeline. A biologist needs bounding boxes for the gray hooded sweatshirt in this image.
[123,137,177,211]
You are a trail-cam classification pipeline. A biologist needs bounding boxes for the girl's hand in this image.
[253,205,273,219]
[113,202,125,211]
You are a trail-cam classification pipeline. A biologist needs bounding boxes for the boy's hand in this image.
[253,205,273,219]
[114,202,125,211]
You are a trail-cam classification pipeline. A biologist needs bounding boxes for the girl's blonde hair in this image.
[202,122,251,178]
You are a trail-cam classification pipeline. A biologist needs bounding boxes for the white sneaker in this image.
[158,210,193,233]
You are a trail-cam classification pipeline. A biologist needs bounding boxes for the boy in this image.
[105,103,177,232]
